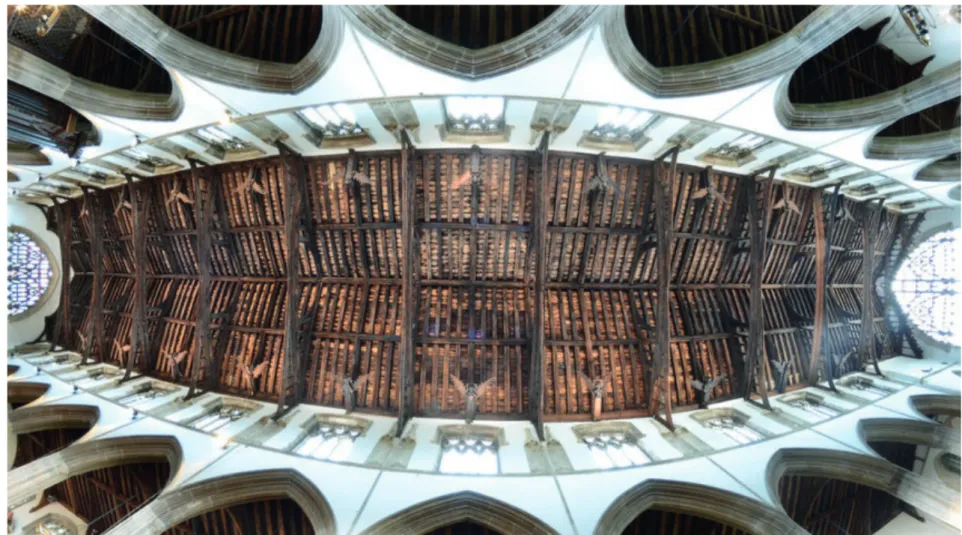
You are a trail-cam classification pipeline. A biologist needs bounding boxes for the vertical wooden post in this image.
[743,167,776,408]
[861,200,884,375]
[650,147,678,431]
[187,161,213,399]
[397,130,419,436]
[528,132,549,440]
[55,199,72,350]
[808,185,841,388]
[82,187,105,366]
[123,176,147,382]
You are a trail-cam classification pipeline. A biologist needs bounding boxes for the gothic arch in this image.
[9,404,99,436]
[358,491,559,535]
[602,5,871,98]
[7,435,182,508]
[766,447,961,530]
[595,478,804,535]
[8,382,51,409]
[343,5,598,80]
[910,394,962,421]
[81,5,344,93]
[776,62,962,130]
[104,469,335,535]
[859,417,960,456]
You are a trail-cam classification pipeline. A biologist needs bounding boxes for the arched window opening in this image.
[424,521,503,535]
[892,228,961,346]
[161,498,313,535]
[41,461,170,534]
[622,509,749,535]
[8,229,56,318]
[625,6,818,68]
[8,83,97,159]
[787,17,925,104]
[877,97,960,138]
[145,6,324,64]
[8,6,172,94]
[387,6,559,49]
[778,474,905,534]
[867,441,919,473]
[13,427,90,470]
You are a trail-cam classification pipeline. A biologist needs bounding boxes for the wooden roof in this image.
[56,144,920,427]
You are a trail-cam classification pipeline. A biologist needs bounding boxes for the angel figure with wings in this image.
[164,350,188,380]
[577,369,613,421]
[449,374,497,424]
[341,372,376,413]
[240,360,269,396]
[690,374,727,409]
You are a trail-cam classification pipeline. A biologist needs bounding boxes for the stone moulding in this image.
[858,417,961,457]
[8,46,183,122]
[916,158,962,182]
[8,404,99,436]
[602,5,875,98]
[8,147,52,167]
[7,382,52,408]
[776,63,962,131]
[766,447,962,530]
[80,5,344,94]
[358,490,560,535]
[866,127,962,160]
[594,478,806,535]
[102,469,336,535]
[7,435,182,508]
[341,5,600,80]
[910,394,962,419]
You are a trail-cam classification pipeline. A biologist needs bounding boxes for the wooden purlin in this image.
[81,186,105,366]
[742,166,776,408]
[186,160,213,400]
[860,200,883,379]
[122,175,147,382]
[649,146,678,431]
[397,130,419,436]
[529,132,549,439]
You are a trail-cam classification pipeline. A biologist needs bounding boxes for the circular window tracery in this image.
[7,229,55,317]
[892,228,961,346]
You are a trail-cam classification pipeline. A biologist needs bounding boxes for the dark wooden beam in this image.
[529,132,550,440]
[743,166,776,409]
[54,199,72,350]
[808,185,843,388]
[649,146,679,431]
[274,144,312,420]
[122,176,146,382]
[82,187,105,367]
[186,161,213,400]
[861,199,884,375]
[397,130,419,436]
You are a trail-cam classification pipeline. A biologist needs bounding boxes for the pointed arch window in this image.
[892,228,961,346]
[8,229,55,318]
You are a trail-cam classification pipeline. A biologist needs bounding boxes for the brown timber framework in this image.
[59,145,921,434]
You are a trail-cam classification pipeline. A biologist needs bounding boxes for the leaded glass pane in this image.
[439,435,498,475]
[294,424,361,461]
[8,231,53,315]
[706,417,761,445]
[582,432,649,469]
[893,229,961,346]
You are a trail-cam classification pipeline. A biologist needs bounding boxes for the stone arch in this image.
[8,36,182,121]
[859,417,960,457]
[865,128,961,160]
[358,491,559,535]
[776,62,961,130]
[81,5,344,94]
[910,394,961,426]
[105,469,335,535]
[343,5,598,80]
[766,447,961,531]
[8,382,51,409]
[916,155,961,182]
[7,434,182,508]
[602,5,870,98]
[595,478,803,535]
[10,404,100,469]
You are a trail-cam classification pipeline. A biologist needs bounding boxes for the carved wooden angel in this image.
[343,149,372,185]
[451,145,483,190]
[690,374,727,408]
[235,168,267,196]
[449,374,497,424]
[341,372,376,413]
[240,359,269,395]
[112,339,131,361]
[165,180,194,207]
[164,350,188,380]
[577,369,613,421]
[772,196,801,215]
[584,152,620,197]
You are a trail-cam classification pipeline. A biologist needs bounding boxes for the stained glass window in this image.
[892,228,961,346]
[8,230,54,316]
[582,432,649,469]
